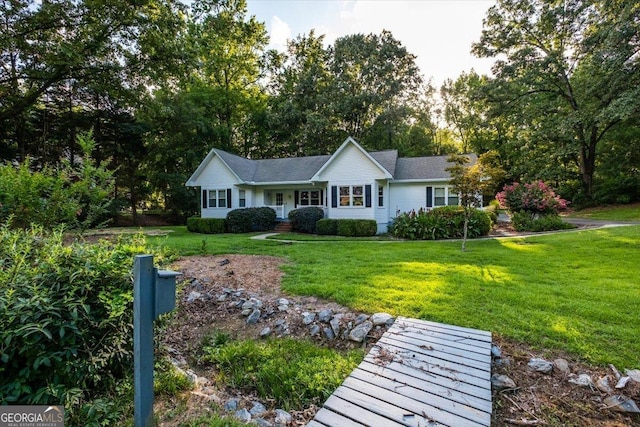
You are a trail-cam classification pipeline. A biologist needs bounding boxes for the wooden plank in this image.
[332,386,447,427]
[377,335,491,372]
[342,376,486,427]
[360,358,492,402]
[313,407,367,427]
[387,323,491,357]
[372,340,490,380]
[323,393,408,427]
[305,420,328,427]
[397,317,492,340]
[357,360,491,413]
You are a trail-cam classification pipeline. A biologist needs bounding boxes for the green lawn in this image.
[567,203,640,221]
[148,226,640,368]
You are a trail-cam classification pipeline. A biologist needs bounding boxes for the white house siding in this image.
[198,155,241,219]
[375,181,391,233]
[389,182,460,219]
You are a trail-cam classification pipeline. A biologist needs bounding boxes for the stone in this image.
[187,290,202,303]
[528,358,554,374]
[249,402,267,417]
[255,419,273,427]
[219,258,230,266]
[216,293,227,302]
[604,395,640,413]
[371,312,394,326]
[224,398,239,411]
[491,374,516,390]
[278,298,289,306]
[615,376,630,389]
[241,308,252,316]
[309,325,321,336]
[597,376,614,393]
[330,318,341,336]
[354,314,369,325]
[274,319,286,327]
[247,309,261,324]
[222,287,233,294]
[274,409,292,424]
[554,358,571,375]
[349,321,373,342]
[626,369,640,383]
[242,300,255,310]
[318,309,333,323]
[491,345,502,359]
[278,304,289,312]
[568,373,593,387]
[234,408,251,422]
[259,327,271,338]
[323,327,335,340]
[302,311,316,325]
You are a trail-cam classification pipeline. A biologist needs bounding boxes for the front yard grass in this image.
[567,202,640,221]
[149,225,640,369]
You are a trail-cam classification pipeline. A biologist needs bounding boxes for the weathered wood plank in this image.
[323,393,408,427]
[387,323,491,357]
[397,316,492,340]
[305,420,327,427]
[313,407,367,427]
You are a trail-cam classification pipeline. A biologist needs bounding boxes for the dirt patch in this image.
[157,253,639,427]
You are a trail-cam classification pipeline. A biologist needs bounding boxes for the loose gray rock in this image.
[568,373,593,387]
[528,358,554,374]
[249,402,267,417]
[187,290,203,303]
[234,408,251,422]
[247,309,261,324]
[491,374,516,390]
[274,409,292,424]
[259,327,271,338]
[323,327,335,340]
[216,293,227,302]
[597,376,614,393]
[491,345,502,359]
[330,318,341,337]
[224,398,239,411]
[349,321,373,342]
[626,369,640,383]
[278,304,289,312]
[241,308,252,316]
[255,419,273,427]
[241,300,254,310]
[219,258,230,266]
[354,314,369,325]
[318,309,333,323]
[615,376,630,389]
[604,395,640,413]
[371,312,393,326]
[309,325,321,336]
[302,311,316,325]
[277,298,289,306]
[554,358,571,375]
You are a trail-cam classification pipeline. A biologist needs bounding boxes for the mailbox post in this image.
[133,255,180,427]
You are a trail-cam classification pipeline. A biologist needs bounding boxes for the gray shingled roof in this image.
[212,148,474,183]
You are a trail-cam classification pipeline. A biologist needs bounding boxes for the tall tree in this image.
[472,0,640,201]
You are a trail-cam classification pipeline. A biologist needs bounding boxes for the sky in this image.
[245,0,497,87]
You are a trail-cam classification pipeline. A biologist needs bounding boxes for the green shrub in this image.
[511,212,575,232]
[154,358,193,397]
[203,337,362,410]
[0,226,166,424]
[186,217,226,234]
[390,207,492,240]
[336,219,377,237]
[288,207,324,233]
[226,207,276,233]
[316,218,338,235]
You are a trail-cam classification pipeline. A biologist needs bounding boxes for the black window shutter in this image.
[294,190,299,206]
[426,187,433,208]
[365,185,372,208]
[331,186,337,208]
[227,189,232,208]
[320,190,324,206]
[202,190,207,209]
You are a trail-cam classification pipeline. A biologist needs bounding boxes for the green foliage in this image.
[186,217,226,234]
[497,181,568,218]
[336,219,378,237]
[154,358,192,397]
[316,218,338,236]
[0,226,165,424]
[203,338,362,410]
[288,207,324,234]
[390,207,492,240]
[181,414,247,427]
[225,207,276,233]
[511,212,575,232]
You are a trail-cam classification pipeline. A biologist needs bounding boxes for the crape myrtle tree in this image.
[472,0,640,204]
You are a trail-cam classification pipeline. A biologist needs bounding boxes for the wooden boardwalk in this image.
[307,317,492,427]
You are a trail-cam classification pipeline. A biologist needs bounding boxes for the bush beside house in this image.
[187,217,226,234]
[288,207,324,234]
[390,206,492,240]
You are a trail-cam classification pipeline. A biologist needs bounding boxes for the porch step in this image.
[274,221,293,232]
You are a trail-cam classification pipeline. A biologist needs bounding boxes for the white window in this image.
[434,187,446,206]
[448,192,459,206]
[339,185,365,207]
[239,190,246,207]
[299,190,322,206]
[207,189,228,208]
[276,193,284,206]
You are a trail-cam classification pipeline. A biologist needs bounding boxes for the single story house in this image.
[186,137,478,234]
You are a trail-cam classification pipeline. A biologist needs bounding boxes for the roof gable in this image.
[311,137,394,181]
[186,148,246,186]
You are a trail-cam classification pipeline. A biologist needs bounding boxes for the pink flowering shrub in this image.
[496,181,569,218]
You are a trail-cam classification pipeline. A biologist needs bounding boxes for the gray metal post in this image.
[134,255,155,427]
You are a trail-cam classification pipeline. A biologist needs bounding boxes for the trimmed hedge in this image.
[187,216,226,234]
[288,207,324,234]
[511,212,575,232]
[226,207,276,233]
[336,219,377,237]
[316,219,338,236]
[390,206,492,240]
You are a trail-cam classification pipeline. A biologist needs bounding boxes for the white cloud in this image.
[268,15,292,51]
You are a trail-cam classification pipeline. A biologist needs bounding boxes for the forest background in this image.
[1,0,639,225]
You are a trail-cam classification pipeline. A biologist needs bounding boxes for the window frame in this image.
[206,189,229,209]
